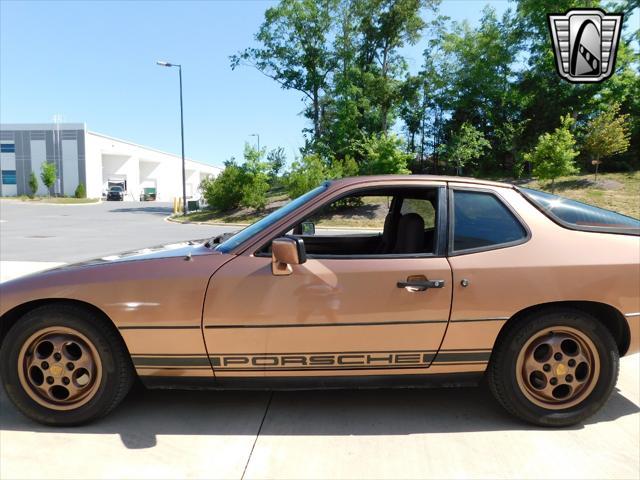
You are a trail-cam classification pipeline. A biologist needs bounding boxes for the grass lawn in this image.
[174,171,639,226]
[0,196,100,204]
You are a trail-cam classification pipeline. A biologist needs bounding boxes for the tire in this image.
[0,303,134,426]
[487,308,619,427]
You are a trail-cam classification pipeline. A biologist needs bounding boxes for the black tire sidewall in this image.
[496,309,618,427]
[1,305,125,425]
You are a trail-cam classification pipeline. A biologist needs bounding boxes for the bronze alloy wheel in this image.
[515,326,600,410]
[17,326,103,411]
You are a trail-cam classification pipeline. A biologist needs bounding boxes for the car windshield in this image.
[214,183,329,253]
[110,187,123,192]
[520,187,640,234]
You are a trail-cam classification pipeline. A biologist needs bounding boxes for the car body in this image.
[106,186,124,201]
[1,175,638,426]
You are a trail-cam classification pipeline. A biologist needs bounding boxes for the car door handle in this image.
[396,278,445,291]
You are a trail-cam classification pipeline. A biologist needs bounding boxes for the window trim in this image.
[447,186,531,256]
[255,184,448,260]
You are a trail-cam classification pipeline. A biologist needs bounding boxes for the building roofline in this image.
[1,123,86,131]
[86,130,221,170]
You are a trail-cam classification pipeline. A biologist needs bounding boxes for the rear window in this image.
[520,188,639,235]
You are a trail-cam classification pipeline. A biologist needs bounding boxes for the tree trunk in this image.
[313,89,320,141]
[380,44,390,134]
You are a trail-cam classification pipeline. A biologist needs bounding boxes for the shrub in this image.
[356,134,412,175]
[200,162,245,211]
[28,172,38,198]
[74,183,86,198]
[240,144,270,210]
[285,154,358,200]
[286,154,329,199]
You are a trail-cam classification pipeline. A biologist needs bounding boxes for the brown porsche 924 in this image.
[1,175,638,427]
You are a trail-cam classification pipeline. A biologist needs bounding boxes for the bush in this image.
[200,144,271,212]
[28,172,38,198]
[200,162,245,211]
[356,134,412,175]
[74,183,86,198]
[285,154,358,199]
[240,144,270,210]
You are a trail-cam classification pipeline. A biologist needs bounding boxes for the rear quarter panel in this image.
[443,185,640,355]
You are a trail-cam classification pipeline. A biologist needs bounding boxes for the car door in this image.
[202,182,452,380]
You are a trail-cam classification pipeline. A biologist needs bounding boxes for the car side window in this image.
[453,190,527,252]
[257,187,441,257]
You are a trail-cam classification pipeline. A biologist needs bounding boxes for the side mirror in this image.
[271,236,306,276]
[300,221,316,236]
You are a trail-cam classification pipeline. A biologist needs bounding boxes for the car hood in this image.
[69,240,213,268]
[0,240,233,319]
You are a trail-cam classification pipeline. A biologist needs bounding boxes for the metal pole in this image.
[256,134,260,152]
[178,65,187,215]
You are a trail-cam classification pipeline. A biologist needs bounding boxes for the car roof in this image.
[327,175,514,190]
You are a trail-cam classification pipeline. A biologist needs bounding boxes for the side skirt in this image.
[140,372,484,391]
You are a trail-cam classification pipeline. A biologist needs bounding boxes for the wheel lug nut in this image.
[66,362,74,371]
[41,361,49,369]
[62,377,70,385]
[53,353,62,361]
[554,353,563,361]
[543,364,551,372]
[46,377,54,385]
[565,375,573,382]
[550,377,558,386]
[568,359,576,367]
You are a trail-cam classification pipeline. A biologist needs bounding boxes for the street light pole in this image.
[250,133,260,152]
[157,60,187,215]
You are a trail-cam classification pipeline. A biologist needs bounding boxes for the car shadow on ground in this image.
[108,205,174,216]
[1,384,637,450]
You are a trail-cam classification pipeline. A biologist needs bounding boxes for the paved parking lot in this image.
[0,200,639,479]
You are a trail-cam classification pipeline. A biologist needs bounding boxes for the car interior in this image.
[259,187,440,257]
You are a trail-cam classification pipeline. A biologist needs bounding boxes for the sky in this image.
[0,1,637,168]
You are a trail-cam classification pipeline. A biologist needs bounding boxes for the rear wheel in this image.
[488,308,618,427]
[1,304,134,425]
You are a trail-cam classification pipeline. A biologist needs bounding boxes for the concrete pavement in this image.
[1,355,638,479]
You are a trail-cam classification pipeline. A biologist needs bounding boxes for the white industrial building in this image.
[0,123,221,201]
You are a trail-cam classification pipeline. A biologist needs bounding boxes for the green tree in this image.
[285,153,358,199]
[74,183,86,199]
[523,115,579,191]
[439,122,491,175]
[240,143,270,210]
[40,162,57,196]
[231,0,338,140]
[356,133,411,175]
[583,102,631,179]
[286,154,331,199]
[267,147,287,183]
[28,172,38,198]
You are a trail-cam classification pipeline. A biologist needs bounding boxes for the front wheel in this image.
[0,304,134,425]
[487,308,619,427]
